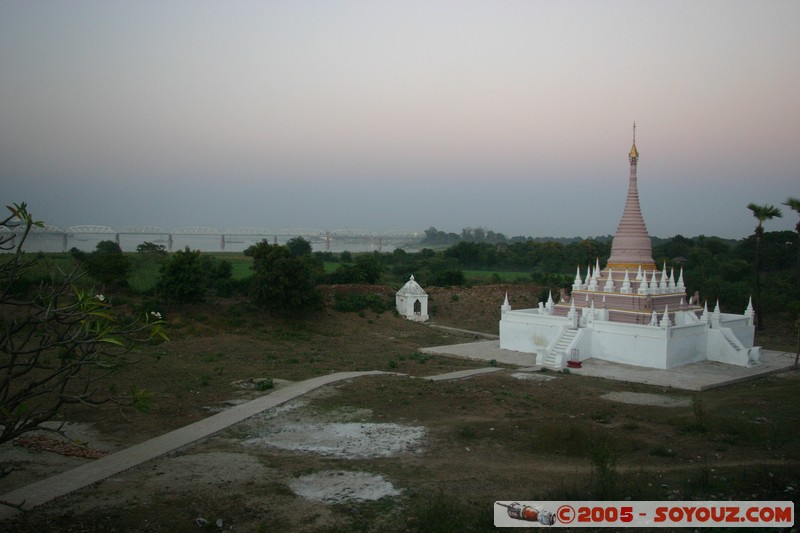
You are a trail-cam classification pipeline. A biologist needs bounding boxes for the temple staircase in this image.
[542,328,579,368]
[708,327,761,367]
[720,328,744,353]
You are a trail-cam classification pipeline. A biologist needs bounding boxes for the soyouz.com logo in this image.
[494,501,794,528]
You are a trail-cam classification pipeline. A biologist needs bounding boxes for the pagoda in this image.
[552,123,696,326]
[499,125,760,369]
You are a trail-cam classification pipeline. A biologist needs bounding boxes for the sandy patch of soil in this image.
[289,470,402,503]
[59,451,273,513]
[243,422,425,459]
[601,391,692,407]
[510,372,557,383]
[141,451,270,492]
[240,395,426,459]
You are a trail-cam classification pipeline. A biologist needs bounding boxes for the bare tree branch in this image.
[1,203,168,446]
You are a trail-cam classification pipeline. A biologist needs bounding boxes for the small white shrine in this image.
[499,127,760,370]
[396,275,429,322]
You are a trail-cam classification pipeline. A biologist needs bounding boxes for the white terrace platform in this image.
[420,341,796,391]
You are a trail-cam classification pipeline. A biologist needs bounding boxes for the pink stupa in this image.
[606,122,657,271]
[553,124,700,325]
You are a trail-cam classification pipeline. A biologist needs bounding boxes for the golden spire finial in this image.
[629,121,639,159]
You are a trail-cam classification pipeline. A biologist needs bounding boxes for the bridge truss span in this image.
[171,227,221,235]
[277,228,326,238]
[331,228,376,238]
[25,223,65,234]
[222,227,274,236]
[382,229,424,238]
[66,225,115,234]
[15,223,426,253]
[119,226,168,235]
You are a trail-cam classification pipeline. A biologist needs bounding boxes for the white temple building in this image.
[396,275,429,322]
[499,126,761,370]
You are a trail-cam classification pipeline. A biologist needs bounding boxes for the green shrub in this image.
[333,291,391,313]
[256,378,274,391]
[156,247,208,304]
[246,241,322,317]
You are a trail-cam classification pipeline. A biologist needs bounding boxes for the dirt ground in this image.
[1,285,799,532]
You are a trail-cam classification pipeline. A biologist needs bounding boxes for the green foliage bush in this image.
[84,240,131,288]
[333,290,391,313]
[156,247,207,304]
[327,263,367,284]
[256,378,274,391]
[325,252,385,284]
[245,240,322,317]
[136,241,167,255]
[286,236,312,257]
[155,247,234,303]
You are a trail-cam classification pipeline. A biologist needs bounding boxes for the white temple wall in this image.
[719,315,755,348]
[571,329,593,362]
[499,311,570,353]
[396,296,412,316]
[498,307,757,369]
[663,323,708,367]
[588,322,669,368]
[396,295,429,321]
[706,328,742,365]
[705,328,753,366]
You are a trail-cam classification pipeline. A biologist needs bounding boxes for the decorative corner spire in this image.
[660,304,672,328]
[621,269,632,294]
[501,292,511,313]
[604,268,615,292]
[573,266,583,290]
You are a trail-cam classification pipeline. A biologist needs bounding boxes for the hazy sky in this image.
[2,1,798,239]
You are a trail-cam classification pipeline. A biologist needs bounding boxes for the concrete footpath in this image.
[0,368,500,521]
[0,371,389,520]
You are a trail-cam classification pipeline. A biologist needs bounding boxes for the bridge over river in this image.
[5,224,425,253]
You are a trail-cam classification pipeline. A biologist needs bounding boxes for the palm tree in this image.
[746,203,782,330]
[783,197,800,296]
[783,197,800,370]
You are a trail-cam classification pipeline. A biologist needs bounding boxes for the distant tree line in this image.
[320,230,797,314]
[422,225,613,245]
[67,227,798,321]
